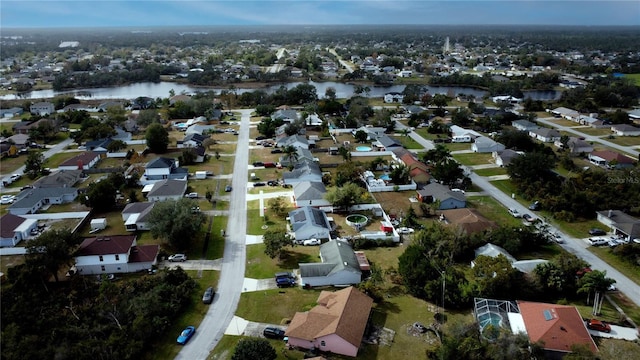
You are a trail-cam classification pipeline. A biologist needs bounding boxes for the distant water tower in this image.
[443,37,450,54]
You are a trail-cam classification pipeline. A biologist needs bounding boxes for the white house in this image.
[58,152,101,171]
[611,124,640,136]
[8,187,78,215]
[299,240,364,287]
[0,213,38,247]
[529,128,561,143]
[288,206,332,240]
[471,136,505,153]
[29,102,55,116]
[140,157,188,185]
[384,92,404,103]
[74,235,159,275]
[511,120,539,132]
[493,149,522,167]
[145,179,187,202]
[121,202,155,231]
[283,160,323,185]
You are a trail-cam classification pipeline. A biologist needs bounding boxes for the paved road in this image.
[465,169,640,307]
[1,138,74,186]
[537,117,639,157]
[329,48,354,73]
[176,109,253,360]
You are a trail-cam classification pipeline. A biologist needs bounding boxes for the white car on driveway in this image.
[397,227,415,234]
[1,195,16,204]
[302,239,321,246]
[168,254,187,262]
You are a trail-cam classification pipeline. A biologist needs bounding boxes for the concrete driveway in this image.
[588,324,638,341]
[241,277,279,292]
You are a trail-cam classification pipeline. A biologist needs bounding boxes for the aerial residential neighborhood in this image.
[1,11,640,360]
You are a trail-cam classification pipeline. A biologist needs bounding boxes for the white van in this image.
[452,135,472,143]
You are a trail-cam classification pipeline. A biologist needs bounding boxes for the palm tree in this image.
[282,145,298,165]
[578,270,616,315]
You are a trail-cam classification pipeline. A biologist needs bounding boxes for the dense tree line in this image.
[52,63,165,90]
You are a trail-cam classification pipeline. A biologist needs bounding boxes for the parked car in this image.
[508,208,521,218]
[551,233,564,244]
[589,228,606,236]
[270,148,283,154]
[1,195,16,205]
[276,277,296,288]
[275,272,296,280]
[263,326,286,339]
[397,227,415,234]
[225,185,232,192]
[168,254,187,262]
[522,214,536,223]
[587,237,607,246]
[10,174,21,182]
[255,136,267,141]
[202,287,215,304]
[586,319,611,333]
[253,182,266,187]
[529,201,541,211]
[267,180,278,186]
[302,238,321,246]
[253,161,264,167]
[177,326,196,344]
[185,192,198,199]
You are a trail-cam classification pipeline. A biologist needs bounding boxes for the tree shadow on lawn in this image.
[278,250,318,269]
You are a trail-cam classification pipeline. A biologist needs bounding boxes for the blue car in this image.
[177,326,196,345]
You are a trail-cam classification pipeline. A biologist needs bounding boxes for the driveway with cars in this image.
[588,324,639,341]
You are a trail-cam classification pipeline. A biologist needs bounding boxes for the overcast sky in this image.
[1,1,639,28]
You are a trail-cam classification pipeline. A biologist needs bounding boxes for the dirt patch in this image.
[373,191,425,217]
[364,325,396,346]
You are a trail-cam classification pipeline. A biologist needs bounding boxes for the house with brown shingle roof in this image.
[516,300,598,357]
[285,286,373,357]
[58,152,101,171]
[0,213,38,247]
[588,150,635,169]
[391,148,431,184]
[440,208,497,235]
[74,235,159,275]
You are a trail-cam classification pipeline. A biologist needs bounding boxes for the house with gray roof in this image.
[611,124,640,137]
[529,128,561,143]
[293,181,330,207]
[140,157,188,185]
[29,101,55,116]
[177,133,209,148]
[493,149,522,167]
[373,135,402,150]
[511,120,539,132]
[85,138,114,152]
[279,147,315,167]
[185,124,216,135]
[299,240,362,287]
[554,137,593,155]
[416,183,466,210]
[1,213,38,247]
[0,107,24,118]
[283,160,323,185]
[550,107,579,121]
[145,179,187,202]
[352,126,386,141]
[121,202,155,231]
[596,210,640,241]
[471,136,505,153]
[288,206,332,240]
[34,170,82,188]
[276,134,309,149]
[8,187,78,215]
[272,109,299,123]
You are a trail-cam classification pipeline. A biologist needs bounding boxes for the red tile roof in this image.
[517,300,598,354]
[76,235,136,256]
[590,150,635,164]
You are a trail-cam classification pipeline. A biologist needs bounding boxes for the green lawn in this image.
[548,119,579,127]
[489,179,518,198]
[443,142,471,152]
[606,136,640,147]
[44,152,79,168]
[467,196,523,228]
[392,135,423,150]
[473,167,507,177]
[245,243,320,279]
[576,127,610,136]
[553,218,605,239]
[236,287,322,324]
[453,152,493,166]
[209,335,297,360]
[623,73,640,86]
[246,204,291,235]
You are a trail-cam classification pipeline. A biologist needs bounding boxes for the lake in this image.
[0,80,560,101]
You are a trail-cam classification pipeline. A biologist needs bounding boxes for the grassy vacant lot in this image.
[444,142,472,152]
[245,243,320,279]
[453,152,493,166]
[548,119,580,127]
[624,73,640,86]
[473,167,507,177]
[144,269,220,360]
[489,179,518,198]
[246,206,291,235]
[606,136,640,147]
[467,196,523,228]
[554,218,605,239]
[575,127,611,136]
[0,153,32,174]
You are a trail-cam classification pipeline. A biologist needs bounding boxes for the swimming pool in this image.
[356,146,372,152]
[379,174,391,180]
